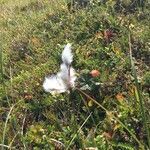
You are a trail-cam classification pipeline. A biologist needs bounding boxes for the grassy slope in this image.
[0,0,150,149]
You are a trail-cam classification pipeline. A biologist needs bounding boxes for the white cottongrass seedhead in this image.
[43,43,76,95]
[43,76,67,94]
[61,43,73,65]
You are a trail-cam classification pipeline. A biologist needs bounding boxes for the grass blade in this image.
[1,100,22,150]
[128,32,150,149]
[66,112,92,150]
[77,88,144,150]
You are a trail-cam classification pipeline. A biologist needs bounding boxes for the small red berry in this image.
[90,70,100,77]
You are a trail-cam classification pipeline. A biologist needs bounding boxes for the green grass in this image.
[0,0,150,149]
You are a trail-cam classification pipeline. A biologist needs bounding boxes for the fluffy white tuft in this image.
[61,43,73,65]
[69,67,76,87]
[43,43,76,95]
[58,64,69,83]
[43,75,67,95]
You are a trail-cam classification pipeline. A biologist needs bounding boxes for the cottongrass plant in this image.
[43,43,76,95]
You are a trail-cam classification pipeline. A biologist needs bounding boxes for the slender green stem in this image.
[79,93,96,125]
[0,42,10,106]
[128,33,150,149]
[0,38,3,83]
[66,112,92,150]
[2,105,15,150]
[8,132,19,149]
[77,88,144,150]
[0,144,10,148]
[2,100,22,150]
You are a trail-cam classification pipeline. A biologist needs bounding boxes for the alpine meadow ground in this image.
[0,0,150,149]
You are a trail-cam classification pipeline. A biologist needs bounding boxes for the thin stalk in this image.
[77,88,144,150]
[1,100,22,150]
[128,33,150,149]
[2,105,15,150]
[0,43,10,106]
[0,47,3,84]
[66,112,92,150]
[8,132,19,149]
[79,93,96,125]
[0,144,10,149]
